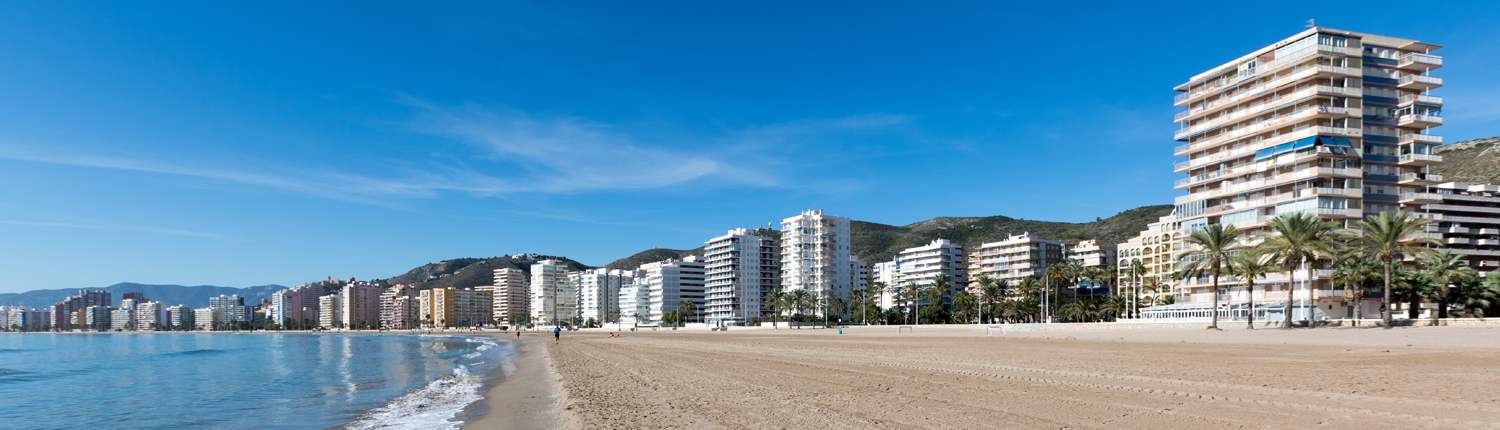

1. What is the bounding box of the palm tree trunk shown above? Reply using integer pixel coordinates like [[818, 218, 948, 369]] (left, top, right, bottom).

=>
[[1438, 282, 1450, 319], [1209, 271, 1220, 330], [1381, 260, 1393, 329], [1246, 281, 1255, 330], [1283, 266, 1296, 330], [1353, 279, 1362, 327]]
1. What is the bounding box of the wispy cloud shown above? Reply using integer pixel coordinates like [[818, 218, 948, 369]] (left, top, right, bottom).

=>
[[0, 220, 235, 240], [0, 101, 921, 204]]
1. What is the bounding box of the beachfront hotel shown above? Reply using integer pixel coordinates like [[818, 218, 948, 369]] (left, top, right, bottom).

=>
[[780, 210, 853, 315], [704, 228, 780, 326], [1171, 27, 1443, 318], [530, 260, 575, 326], [968, 233, 1069, 288]]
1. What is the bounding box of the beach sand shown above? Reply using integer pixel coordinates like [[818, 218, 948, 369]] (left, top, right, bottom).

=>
[[541, 324, 1500, 429], [465, 333, 573, 430]]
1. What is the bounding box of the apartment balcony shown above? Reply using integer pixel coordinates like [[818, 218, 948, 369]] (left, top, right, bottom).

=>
[[1481, 228, 1500, 236], [1397, 53, 1443, 71], [1398, 173, 1442, 185], [1398, 134, 1442, 145], [1397, 114, 1443, 127], [1447, 237, 1473, 246], [1400, 192, 1443, 204], [1479, 239, 1500, 246], [1399, 94, 1443, 105], [1174, 169, 1361, 205], [1398, 153, 1443, 166], [1399, 75, 1443, 91]]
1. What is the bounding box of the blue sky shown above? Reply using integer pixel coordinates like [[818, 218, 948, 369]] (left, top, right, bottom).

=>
[[2, 1, 1499, 293]]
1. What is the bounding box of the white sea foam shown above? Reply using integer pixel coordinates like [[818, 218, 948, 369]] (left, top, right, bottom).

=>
[[345, 336, 514, 430]]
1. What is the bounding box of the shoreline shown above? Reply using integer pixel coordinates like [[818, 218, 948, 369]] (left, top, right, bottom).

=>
[[464, 333, 571, 430]]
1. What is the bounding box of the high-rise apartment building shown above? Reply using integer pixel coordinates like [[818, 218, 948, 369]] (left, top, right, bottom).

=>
[[704, 228, 780, 325], [84, 306, 111, 330], [969, 233, 1069, 286], [110, 307, 134, 331], [52, 289, 110, 329], [341, 283, 382, 329], [573, 268, 636, 325], [618, 277, 651, 326], [167, 305, 195, 331], [210, 294, 248, 324], [135, 301, 166, 331], [194, 307, 222, 331], [780, 210, 852, 315], [872, 260, 900, 308], [490, 268, 530, 325], [641, 257, 707, 324], [894, 239, 969, 305], [1172, 28, 1442, 312], [851, 255, 869, 293], [379, 284, 419, 329], [271, 287, 318, 329], [419, 288, 492, 328], [319, 294, 344, 328], [530, 260, 575, 326], [1422, 182, 1500, 278]]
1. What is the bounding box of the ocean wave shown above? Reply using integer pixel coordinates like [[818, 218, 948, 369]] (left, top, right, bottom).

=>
[[343, 336, 509, 430], [0, 349, 28, 353], [164, 349, 228, 356], [0, 368, 32, 376]]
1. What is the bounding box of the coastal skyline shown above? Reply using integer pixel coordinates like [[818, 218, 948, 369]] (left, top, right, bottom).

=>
[[4, 2, 1500, 293]]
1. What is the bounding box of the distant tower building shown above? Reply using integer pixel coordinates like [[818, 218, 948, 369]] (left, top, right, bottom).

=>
[[780, 210, 852, 316], [341, 283, 382, 329], [210, 295, 248, 324], [617, 275, 651, 326], [319, 294, 344, 328], [194, 307, 223, 331], [167, 305, 195, 331], [704, 228, 780, 326], [530, 260, 576, 326], [894, 239, 969, 306], [419, 288, 492, 328], [379, 284, 419, 329], [136, 301, 166, 331], [850, 255, 869, 293]]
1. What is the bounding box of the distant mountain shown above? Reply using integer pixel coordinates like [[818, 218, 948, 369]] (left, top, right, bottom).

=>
[[385, 254, 591, 291], [849, 205, 1173, 264], [1436, 137, 1500, 185], [0, 282, 285, 309], [602, 228, 779, 271]]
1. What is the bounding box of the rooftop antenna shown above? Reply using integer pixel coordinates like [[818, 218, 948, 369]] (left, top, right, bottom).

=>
[[1306, 19, 1315, 28]]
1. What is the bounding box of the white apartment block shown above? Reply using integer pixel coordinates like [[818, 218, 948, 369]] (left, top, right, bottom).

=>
[[319, 294, 344, 328], [110, 307, 134, 331], [851, 255, 869, 293], [1172, 28, 1443, 313], [573, 268, 636, 324], [491, 268, 530, 325], [642, 257, 707, 324], [894, 239, 968, 305], [617, 277, 650, 325], [379, 284, 418, 329], [780, 210, 852, 314], [530, 260, 576, 326], [871, 260, 900, 308], [341, 283, 382, 329], [135, 301, 166, 331], [167, 305, 194, 330], [969, 233, 1069, 287], [194, 307, 222, 331], [704, 228, 780, 325]]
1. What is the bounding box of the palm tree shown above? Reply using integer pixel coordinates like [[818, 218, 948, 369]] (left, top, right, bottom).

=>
[[1330, 244, 1363, 323], [953, 292, 979, 324], [767, 287, 787, 329], [1228, 249, 1275, 329], [930, 274, 954, 312], [1082, 266, 1104, 300], [1450, 277, 1500, 318], [1044, 265, 1068, 322], [1424, 249, 1477, 319], [677, 299, 695, 328], [1353, 211, 1439, 329], [1058, 302, 1085, 322], [1393, 269, 1439, 319], [787, 289, 811, 329], [1099, 295, 1128, 321], [1128, 259, 1147, 318], [976, 276, 1002, 324], [1259, 213, 1342, 329], [1177, 223, 1244, 330]]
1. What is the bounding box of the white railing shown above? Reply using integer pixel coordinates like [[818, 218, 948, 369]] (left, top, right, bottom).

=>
[[1399, 173, 1442, 182], [1177, 59, 1353, 118], [1399, 134, 1442, 144], [1399, 114, 1443, 124], [1399, 94, 1443, 105], [1399, 153, 1443, 163], [1400, 75, 1443, 87], [1401, 192, 1442, 201], [1180, 103, 1356, 153], [1399, 53, 1443, 67]]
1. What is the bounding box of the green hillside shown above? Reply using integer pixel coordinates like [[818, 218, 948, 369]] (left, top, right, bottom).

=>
[[1436, 136, 1500, 185], [849, 205, 1173, 264]]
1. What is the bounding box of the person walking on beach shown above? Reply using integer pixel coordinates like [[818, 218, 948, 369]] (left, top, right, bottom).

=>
[[553, 326, 561, 343]]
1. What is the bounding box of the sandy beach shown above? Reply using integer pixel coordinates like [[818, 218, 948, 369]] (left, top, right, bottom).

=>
[[521, 324, 1500, 429], [466, 332, 573, 430]]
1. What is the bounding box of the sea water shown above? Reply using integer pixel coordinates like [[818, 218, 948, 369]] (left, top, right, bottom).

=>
[[0, 333, 515, 430]]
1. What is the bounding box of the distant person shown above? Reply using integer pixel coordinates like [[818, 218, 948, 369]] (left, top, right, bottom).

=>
[[516, 330, 521, 339], [553, 326, 561, 343]]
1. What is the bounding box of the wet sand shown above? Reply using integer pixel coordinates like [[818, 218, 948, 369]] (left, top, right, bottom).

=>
[[465, 333, 572, 430], [546, 325, 1500, 429]]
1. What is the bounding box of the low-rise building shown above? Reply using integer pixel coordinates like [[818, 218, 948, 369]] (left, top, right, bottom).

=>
[[969, 233, 1069, 287], [1116, 213, 1182, 306]]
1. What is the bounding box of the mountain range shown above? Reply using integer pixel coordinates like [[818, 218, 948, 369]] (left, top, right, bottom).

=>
[[1435, 136, 1500, 186], [0, 282, 286, 309]]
